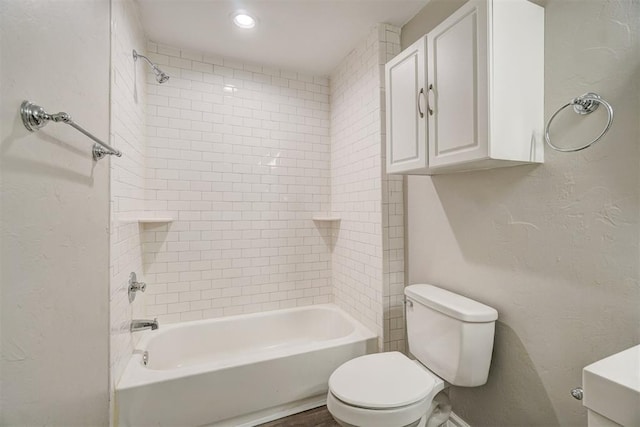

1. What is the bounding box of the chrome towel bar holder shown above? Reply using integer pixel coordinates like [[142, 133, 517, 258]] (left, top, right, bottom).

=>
[[544, 92, 614, 153], [20, 100, 122, 161]]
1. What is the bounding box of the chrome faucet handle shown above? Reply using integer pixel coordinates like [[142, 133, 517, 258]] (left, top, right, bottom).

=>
[[128, 272, 147, 303], [131, 281, 146, 292]]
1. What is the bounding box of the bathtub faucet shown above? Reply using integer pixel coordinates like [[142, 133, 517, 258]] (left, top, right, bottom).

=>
[[131, 318, 159, 332]]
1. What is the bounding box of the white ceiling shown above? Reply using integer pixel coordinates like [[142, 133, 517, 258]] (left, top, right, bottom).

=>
[[135, 0, 428, 76]]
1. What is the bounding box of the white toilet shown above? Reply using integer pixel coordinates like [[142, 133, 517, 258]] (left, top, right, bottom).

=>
[[327, 284, 498, 427]]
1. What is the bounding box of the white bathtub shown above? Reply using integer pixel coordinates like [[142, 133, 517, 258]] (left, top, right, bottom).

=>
[[116, 304, 377, 426]]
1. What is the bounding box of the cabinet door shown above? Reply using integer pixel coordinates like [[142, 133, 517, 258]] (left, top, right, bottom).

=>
[[385, 36, 427, 174], [427, 0, 488, 169]]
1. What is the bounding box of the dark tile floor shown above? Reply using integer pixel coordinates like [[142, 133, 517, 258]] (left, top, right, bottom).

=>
[[258, 406, 340, 427]]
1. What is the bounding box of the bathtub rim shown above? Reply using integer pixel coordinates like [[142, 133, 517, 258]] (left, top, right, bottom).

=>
[[117, 303, 376, 391]]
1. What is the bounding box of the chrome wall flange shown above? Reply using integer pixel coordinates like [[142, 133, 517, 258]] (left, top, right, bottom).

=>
[[572, 92, 600, 115], [20, 101, 48, 132], [93, 144, 109, 161]]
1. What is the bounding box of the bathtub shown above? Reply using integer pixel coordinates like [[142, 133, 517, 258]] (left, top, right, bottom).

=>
[[116, 304, 377, 426]]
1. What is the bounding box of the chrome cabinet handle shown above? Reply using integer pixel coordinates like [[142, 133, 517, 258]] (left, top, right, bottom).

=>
[[417, 88, 425, 118], [427, 84, 434, 116]]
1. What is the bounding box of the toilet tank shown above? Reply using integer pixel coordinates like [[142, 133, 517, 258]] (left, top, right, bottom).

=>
[[405, 284, 498, 387]]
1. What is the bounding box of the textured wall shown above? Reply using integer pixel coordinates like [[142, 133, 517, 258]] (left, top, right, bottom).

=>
[[402, 0, 640, 426], [142, 43, 332, 322], [400, 0, 467, 50], [0, 0, 110, 424], [109, 0, 147, 408]]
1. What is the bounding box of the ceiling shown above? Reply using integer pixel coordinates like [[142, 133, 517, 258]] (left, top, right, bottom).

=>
[[135, 0, 428, 76]]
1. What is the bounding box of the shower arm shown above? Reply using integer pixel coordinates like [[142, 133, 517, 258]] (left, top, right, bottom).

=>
[[133, 50, 156, 69], [132, 49, 170, 83]]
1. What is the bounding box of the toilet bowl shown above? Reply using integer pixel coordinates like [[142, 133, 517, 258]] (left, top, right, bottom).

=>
[[327, 352, 446, 427], [327, 284, 498, 427]]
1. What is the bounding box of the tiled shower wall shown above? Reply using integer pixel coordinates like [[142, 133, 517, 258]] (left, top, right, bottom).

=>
[[380, 27, 405, 352], [109, 0, 147, 396], [141, 43, 333, 322], [109, 20, 404, 358], [330, 24, 404, 351]]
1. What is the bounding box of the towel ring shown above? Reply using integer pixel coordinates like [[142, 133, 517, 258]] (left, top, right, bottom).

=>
[[545, 92, 614, 152]]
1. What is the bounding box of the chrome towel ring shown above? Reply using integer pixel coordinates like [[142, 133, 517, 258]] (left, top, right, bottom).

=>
[[544, 92, 614, 152]]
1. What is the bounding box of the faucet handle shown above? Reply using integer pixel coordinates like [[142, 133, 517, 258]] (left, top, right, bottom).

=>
[[132, 281, 146, 292], [128, 272, 147, 303]]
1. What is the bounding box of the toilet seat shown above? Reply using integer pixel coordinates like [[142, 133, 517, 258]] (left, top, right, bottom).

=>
[[329, 352, 437, 409], [327, 390, 432, 427], [327, 352, 445, 427]]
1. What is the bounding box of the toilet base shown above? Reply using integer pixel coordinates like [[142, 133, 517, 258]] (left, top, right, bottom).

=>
[[332, 414, 426, 427], [327, 389, 453, 427], [327, 391, 441, 427]]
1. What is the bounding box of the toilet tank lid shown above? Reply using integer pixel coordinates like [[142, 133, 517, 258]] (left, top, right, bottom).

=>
[[405, 284, 498, 322]]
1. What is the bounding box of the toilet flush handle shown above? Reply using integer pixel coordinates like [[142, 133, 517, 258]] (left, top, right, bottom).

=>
[[570, 387, 583, 400], [404, 298, 413, 308]]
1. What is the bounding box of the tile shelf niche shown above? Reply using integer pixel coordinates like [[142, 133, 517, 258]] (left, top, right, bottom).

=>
[[312, 215, 341, 222], [116, 215, 175, 224]]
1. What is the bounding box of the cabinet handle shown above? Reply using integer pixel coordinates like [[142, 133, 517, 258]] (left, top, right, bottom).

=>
[[417, 88, 425, 118], [427, 84, 434, 116]]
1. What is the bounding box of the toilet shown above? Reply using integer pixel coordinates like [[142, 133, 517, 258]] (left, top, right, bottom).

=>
[[327, 284, 498, 427]]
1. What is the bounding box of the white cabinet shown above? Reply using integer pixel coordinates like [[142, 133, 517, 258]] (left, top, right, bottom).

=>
[[427, 1, 489, 169], [385, 0, 544, 175], [385, 37, 427, 174]]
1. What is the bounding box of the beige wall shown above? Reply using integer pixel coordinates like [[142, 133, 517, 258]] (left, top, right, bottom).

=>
[[0, 0, 111, 424], [402, 0, 640, 426], [400, 0, 468, 49]]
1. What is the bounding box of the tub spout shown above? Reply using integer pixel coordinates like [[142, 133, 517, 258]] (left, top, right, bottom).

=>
[[131, 318, 159, 332]]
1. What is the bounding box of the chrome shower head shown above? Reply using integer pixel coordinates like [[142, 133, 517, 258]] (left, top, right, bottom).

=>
[[151, 65, 170, 84], [133, 49, 170, 84]]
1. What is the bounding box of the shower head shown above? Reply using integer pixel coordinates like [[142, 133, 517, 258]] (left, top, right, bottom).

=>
[[133, 49, 170, 84], [152, 65, 170, 84]]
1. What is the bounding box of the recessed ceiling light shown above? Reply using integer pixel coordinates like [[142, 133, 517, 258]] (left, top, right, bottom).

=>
[[232, 11, 256, 29]]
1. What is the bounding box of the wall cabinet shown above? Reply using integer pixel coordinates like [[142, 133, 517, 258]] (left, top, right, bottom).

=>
[[385, 0, 544, 175], [385, 36, 427, 174]]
